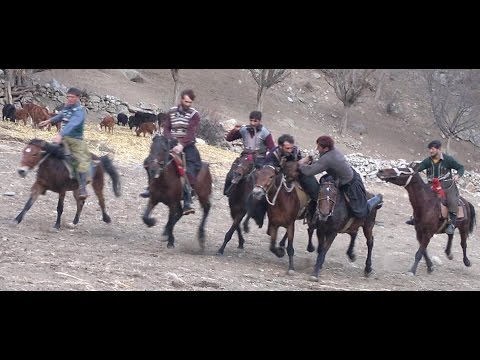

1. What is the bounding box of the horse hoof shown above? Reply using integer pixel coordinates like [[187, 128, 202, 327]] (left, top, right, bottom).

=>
[[237, 244, 244, 249], [427, 267, 434, 274], [306, 245, 315, 253], [216, 250, 224, 256], [364, 268, 373, 277], [407, 271, 415, 276], [143, 218, 156, 227], [464, 259, 471, 267], [348, 254, 357, 262], [10, 219, 19, 227], [167, 243, 174, 249], [309, 275, 319, 282], [287, 269, 295, 276], [446, 254, 453, 260], [103, 215, 112, 223], [276, 248, 285, 258]]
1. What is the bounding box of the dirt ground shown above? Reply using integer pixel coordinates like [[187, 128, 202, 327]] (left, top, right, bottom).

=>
[[1, 139, 480, 291]]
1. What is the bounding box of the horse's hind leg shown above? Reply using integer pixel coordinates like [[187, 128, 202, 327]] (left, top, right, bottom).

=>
[[165, 203, 183, 248], [198, 198, 211, 251], [460, 229, 471, 267], [306, 225, 315, 252], [92, 180, 111, 223], [242, 215, 251, 233], [347, 232, 358, 262], [285, 224, 295, 275], [14, 183, 43, 225], [423, 250, 434, 273], [54, 192, 67, 229]]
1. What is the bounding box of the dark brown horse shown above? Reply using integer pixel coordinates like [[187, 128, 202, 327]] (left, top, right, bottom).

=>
[[15, 139, 121, 229], [250, 164, 308, 274], [377, 167, 476, 275], [142, 135, 212, 250], [308, 174, 382, 281], [217, 154, 255, 255]]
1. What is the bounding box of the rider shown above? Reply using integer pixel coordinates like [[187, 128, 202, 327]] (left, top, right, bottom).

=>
[[298, 135, 383, 220], [265, 134, 319, 218], [405, 140, 464, 235], [140, 89, 202, 216], [38, 87, 90, 200], [223, 110, 275, 196]]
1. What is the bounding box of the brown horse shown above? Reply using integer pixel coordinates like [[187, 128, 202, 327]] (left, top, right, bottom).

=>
[[15, 139, 121, 229], [377, 167, 476, 275], [217, 154, 255, 255], [249, 164, 308, 274], [308, 174, 382, 281], [142, 135, 212, 250]]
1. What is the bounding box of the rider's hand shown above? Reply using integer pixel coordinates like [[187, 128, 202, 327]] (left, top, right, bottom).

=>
[[172, 144, 184, 154], [453, 174, 460, 182], [39, 120, 50, 128]]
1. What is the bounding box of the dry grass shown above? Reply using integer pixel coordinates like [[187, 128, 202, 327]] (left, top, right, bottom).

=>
[[0, 121, 237, 178]]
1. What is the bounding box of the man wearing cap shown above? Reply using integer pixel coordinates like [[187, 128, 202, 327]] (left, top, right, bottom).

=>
[[39, 87, 90, 200], [405, 140, 464, 235]]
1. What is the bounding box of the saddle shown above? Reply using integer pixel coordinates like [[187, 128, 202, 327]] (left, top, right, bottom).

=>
[[291, 181, 309, 219], [58, 143, 98, 182]]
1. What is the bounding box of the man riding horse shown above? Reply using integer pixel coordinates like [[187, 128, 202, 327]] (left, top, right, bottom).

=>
[[298, 135, 383, 221]]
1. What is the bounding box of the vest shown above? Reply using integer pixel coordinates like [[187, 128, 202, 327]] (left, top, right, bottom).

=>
[[239, 125, 271, 158], [168, 105, 198, 139]]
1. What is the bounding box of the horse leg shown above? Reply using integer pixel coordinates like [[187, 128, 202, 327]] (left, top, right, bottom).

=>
[[279, 231, 288, 248], [423, 250, 434, 273], [346, 232, 358, 262], [92, 178, 111, 223], [310, 231, 336, 281], [269, 225, 285, 258], [14, 183, 43, 225], [286, 223, 295, 275], [242, 214, 251, 233], [198, 198, 211, 251], [306, 225, 315, 253], [54, 192, 67, 229], [142, 199, 157, 227], [71, 191, 85, 226], [165, 203, 183, 249], [217, 210, 245, 255], [445, 234, 454, 260], [460, 228, 471, 267]]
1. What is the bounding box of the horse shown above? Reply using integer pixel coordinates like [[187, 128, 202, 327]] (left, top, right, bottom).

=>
[[217, 153, 255, 255], [250, 164, 307, 274], [142, 135, 212, 250], [15, 139, 121, 229], [308, 174, 382, 281], [376, 167, 476, 275]]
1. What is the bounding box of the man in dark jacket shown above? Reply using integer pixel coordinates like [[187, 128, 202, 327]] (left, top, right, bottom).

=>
[[265, 134, 319, 216], [405, 140, 464, 235], [298, 135, 383, 220]]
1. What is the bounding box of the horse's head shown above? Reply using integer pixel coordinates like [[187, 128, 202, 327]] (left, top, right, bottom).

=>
[[376, 167, 416, 187], [252, 165, 277, 200], [317, 175, 338, 221], [282, 160, 299, 185], [147, 135, 171, 179], [17, 139, 47, 178], [232, 154, 255, 185]]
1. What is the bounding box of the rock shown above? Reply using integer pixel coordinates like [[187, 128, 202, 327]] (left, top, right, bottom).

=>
[[3, 192, 15, 196]]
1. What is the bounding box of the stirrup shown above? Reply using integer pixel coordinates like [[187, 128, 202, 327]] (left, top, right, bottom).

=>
[[183, 207, 195, 215]]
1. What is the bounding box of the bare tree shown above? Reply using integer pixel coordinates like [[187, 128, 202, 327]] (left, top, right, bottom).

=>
[[320, 69, 375, 136], [171, 69, 180, 106], [4, 69, 13, 104], [424, 69, 480, 154], [248, 69, 291, 111]]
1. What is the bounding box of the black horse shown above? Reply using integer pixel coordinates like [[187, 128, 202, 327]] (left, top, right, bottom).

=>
[[142, 135, 212, 250], [308, 175, 382, 281], [377, 167, 476, 275]]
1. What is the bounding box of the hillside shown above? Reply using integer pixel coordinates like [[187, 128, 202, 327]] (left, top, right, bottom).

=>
[[27, 69, 480, 172]]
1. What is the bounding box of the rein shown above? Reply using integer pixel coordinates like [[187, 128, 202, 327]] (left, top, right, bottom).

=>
[[254, 165, 295, 206], [393, 167, 415, 187]]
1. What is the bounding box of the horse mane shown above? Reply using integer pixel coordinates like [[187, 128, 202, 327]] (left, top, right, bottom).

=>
[[28, 138, 66, 160]]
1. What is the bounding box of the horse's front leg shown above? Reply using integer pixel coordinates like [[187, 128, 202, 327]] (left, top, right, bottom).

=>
[[217, 209, 245, 255], [346, 232, 358, 262], [269, 224, 284, 258], [71, 191, 85, 226], [306, 224, 315, 252], [286, 223, 295, 275], [54, 192, 67, 229], [310, 230, 336, 281], [142, 199, 157, 227], [14, 183, 43, 225], [459, 231, 471, 267], [165, 202, 183, 249], [444, 234, 454, 260]]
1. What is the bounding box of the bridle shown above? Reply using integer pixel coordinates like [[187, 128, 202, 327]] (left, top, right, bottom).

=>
[[318, 180, 337, 217], [253, 165, 295, 206], [392, 167, 415, 187]]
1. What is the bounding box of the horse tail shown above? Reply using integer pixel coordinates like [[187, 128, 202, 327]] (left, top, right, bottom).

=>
[[246, 193, 267, 228], [468, 202, 476, 234], [100, 155, 121, 197]]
